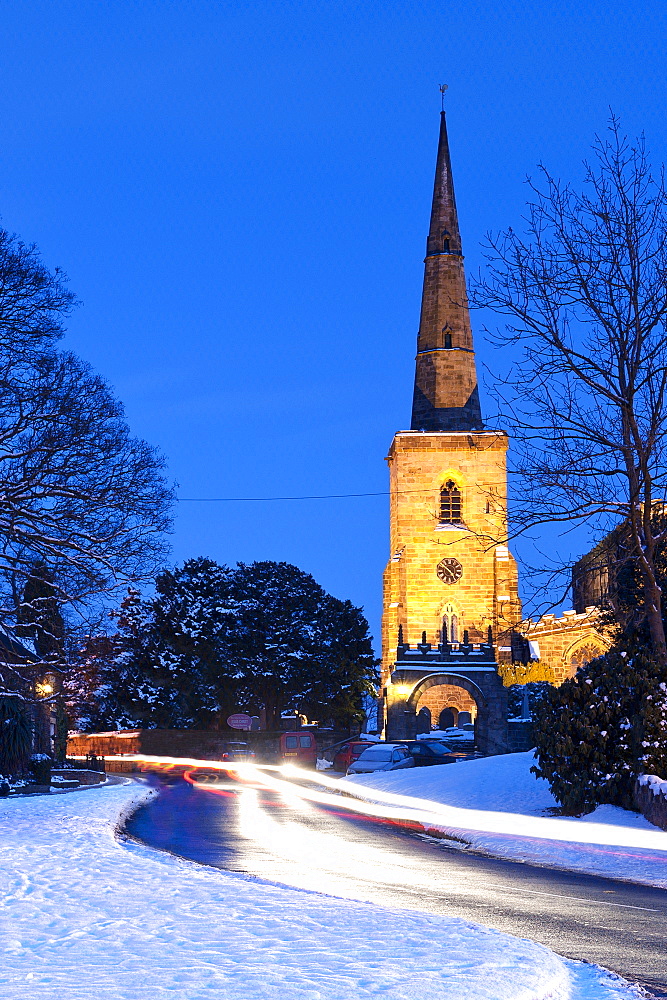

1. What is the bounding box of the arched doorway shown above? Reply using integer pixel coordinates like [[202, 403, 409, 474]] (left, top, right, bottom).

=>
[[401, 671, 508, 755], [415, 682, 477, 730]]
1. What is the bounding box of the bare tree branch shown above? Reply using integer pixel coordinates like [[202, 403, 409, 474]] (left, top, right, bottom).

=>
[[473, 117, 667, 661]]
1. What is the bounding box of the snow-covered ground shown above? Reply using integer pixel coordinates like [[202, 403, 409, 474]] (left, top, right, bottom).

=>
[[0, 778, 642, 999], [343, 751, 667, 888]]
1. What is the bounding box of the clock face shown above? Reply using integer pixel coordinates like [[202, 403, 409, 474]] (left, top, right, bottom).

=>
[[437, 557, 463, 584]]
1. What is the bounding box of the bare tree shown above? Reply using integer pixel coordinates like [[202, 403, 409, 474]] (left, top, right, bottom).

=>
[[0, 226, 173, 700], [0, 349, 173, 620], [473, 118, 667, 663]]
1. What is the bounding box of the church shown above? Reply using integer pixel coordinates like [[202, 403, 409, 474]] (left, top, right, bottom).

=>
[[380, 108, 603, 748]]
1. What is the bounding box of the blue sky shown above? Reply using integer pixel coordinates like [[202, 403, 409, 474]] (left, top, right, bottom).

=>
[[0, 1, 665, 646]]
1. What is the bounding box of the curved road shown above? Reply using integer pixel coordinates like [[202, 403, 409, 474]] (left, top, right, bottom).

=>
[[125, 771, 667, 997]]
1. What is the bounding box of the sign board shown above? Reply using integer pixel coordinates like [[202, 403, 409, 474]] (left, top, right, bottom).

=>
[[227, 713, 252, 731]]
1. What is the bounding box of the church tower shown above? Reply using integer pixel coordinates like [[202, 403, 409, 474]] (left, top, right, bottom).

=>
[[381, 108, 520, 748]]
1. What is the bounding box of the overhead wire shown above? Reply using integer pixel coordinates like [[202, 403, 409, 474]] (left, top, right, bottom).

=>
[[177, 489, 438, 502]]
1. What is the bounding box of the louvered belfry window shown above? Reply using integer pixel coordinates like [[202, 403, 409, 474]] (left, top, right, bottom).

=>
[[440, 480, 463, 524]]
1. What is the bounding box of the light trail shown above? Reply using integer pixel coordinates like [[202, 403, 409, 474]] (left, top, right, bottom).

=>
[[87, 753, 667, 864]]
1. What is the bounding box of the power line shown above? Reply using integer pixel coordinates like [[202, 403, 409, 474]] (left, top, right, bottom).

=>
[[177, 489, 437, 503]]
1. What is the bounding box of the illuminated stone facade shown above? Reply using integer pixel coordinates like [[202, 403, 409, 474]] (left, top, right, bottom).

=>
[[380, 111, 518, 752], [523, 608, 608, 684], [382, 430, 521, 664]]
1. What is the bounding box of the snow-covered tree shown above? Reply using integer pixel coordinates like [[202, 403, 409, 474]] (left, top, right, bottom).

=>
[[641, 680, 667, 779], [70, 561, 237, 730], [71, 559, 378, 733], [230, 561, 378, 730], [532, 648, 666, 813]]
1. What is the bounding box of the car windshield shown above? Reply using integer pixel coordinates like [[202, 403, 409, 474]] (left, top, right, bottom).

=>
[[358, 748, 393, 761]]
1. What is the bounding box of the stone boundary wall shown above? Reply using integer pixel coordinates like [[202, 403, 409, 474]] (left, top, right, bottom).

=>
[[634, 774, 667, 831], [52, 769, 104, 785], [507, 719, 534, 753], [68, 729, 353, 766]]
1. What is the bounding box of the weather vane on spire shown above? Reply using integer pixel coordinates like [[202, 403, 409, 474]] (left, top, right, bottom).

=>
[[439, 83, 448, 110]]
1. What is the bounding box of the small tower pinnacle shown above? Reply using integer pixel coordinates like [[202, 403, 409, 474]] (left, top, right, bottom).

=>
[[410, 108, 483, 432]]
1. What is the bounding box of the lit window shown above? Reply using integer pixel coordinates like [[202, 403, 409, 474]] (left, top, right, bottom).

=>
[[440, 480, 463, 524]]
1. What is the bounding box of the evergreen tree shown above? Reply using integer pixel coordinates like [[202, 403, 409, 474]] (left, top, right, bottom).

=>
[[146, 558, 238, 726], [532, 648, 666, 813], [65, 635, 117, 732], [66, 589, 156, 730], [70, 560, 237, 730], [230, 561, 377, 729], [641, 680, 667, 779], [71, 558, 378, 733]]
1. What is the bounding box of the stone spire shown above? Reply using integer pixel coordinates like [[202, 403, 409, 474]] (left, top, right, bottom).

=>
[[410, 111, 483, 432]]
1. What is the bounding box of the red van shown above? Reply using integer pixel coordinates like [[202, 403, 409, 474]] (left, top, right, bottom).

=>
[[280, 731, 317, 768]]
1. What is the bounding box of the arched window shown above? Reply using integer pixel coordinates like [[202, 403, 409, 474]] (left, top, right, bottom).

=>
[[442, 603, 459, 643], [442, 324, 453, 349], [440, 480, 463, 524]]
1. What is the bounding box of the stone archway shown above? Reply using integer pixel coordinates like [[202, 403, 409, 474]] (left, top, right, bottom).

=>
[[415, 683, 477, 726], [404, 672, 503, 755], [385, 663, 509, 755]]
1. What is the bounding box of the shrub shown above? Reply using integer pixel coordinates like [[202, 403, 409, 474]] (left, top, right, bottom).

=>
[[29, 753, 52, 785], [531, 648, 666, 814], [0, 697, 32, 775]]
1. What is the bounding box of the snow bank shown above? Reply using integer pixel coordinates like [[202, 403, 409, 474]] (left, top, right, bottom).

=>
[[344, 752, 667, 888], [0, 778, 638, 999]]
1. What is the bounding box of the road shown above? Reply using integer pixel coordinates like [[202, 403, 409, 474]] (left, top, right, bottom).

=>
[[125, 769, 667, 996]]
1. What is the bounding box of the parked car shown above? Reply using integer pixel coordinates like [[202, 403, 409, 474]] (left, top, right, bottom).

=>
[[402, 740, 458, 767], [280, 730, 318, 768], [346, 744, 414, 775], [332, 739, 378, 773], [220, 742, 255, 762]]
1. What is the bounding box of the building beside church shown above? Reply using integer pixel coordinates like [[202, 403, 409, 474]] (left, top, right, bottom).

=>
[[380, 110, 521, 753]]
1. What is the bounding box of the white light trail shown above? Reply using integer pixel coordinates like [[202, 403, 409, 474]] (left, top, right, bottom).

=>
[[90, 754, 667, 860]]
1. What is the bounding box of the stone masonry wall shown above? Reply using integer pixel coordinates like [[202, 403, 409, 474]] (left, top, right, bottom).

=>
[[634, 774, 667, 831], [522, 609, 608, 685], [382, 430, 521, 689]]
